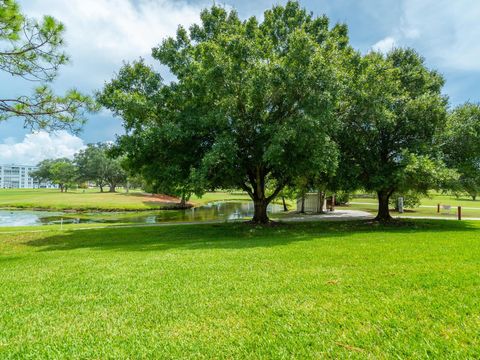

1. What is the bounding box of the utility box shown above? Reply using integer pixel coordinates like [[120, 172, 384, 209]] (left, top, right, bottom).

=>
[[398, 197, 404, 213]]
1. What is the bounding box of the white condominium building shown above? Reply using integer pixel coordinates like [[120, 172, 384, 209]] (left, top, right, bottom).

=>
[[0, 164, 55, 189]]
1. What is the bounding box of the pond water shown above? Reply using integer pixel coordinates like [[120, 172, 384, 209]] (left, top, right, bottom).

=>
[[0, 201, 283, 227]]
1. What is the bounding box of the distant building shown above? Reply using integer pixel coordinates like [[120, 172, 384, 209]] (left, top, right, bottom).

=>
[[0, 164, 56, 189]]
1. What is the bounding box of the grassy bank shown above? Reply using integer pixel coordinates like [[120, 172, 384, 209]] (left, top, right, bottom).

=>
[[0, 189, 252, 211], [1, 220, 479, 357]]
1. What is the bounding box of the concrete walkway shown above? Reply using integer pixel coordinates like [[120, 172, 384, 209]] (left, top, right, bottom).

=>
[[281, 209, 373, 222]]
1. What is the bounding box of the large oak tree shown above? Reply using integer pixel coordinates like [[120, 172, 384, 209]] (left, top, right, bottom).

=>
[[99, 1, 350, 223], [337, 49, 451, 221]]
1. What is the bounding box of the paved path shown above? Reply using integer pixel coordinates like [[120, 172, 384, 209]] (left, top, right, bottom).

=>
[[281, 209, 373, 222]]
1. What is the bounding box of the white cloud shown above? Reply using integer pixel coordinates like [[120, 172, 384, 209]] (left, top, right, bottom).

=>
[[0, 131, 85, 166], [403, 0, 480, 71], [19, 0, 206, 89], [371, 36, 396, 53], [0, 0, 208, 145], [370, 1, 480, 71]]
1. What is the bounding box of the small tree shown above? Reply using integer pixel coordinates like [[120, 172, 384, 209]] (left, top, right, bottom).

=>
[[75, 144, 108, 192], [33, 158, 77, 192], [103, 157, 127, 193], [442, 103, 480, 201], [50, 160, 77, 192], [0, 0, 97, 131], [337, 48, 451, 221], [99, 2, 350, 223], [74, 143, 127, 192]]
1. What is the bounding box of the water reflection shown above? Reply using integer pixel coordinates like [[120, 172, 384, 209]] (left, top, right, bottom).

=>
[[0, 202, 283, 227]]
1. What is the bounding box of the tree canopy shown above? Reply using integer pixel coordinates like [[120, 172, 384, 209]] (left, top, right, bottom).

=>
[[74, 143, 127, 193], [99, 1, 351, 222], [443, 103, 480, 200], [0, 0, 97, 131], [32, 158, 77, 192], [337, 48, 454, 220]]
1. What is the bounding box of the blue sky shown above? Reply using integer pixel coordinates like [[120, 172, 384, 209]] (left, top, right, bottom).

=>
[[1, 0, 479, 164]]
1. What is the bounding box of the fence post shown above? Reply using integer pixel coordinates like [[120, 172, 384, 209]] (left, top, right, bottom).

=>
[[458, 206, 462, 221], [437, 203, 440, 213]]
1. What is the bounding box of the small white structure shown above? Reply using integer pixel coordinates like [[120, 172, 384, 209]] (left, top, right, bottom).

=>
[[0, 164, 56, 189], [296, 193, 334, 213]]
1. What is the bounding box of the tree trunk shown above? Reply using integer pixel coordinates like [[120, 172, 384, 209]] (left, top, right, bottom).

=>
[[252, 199, 269, 224], [375, 190, 393, 221], [109, 185, 116, 192], [99, 185, 104, 193], [317, 190, 325, 213], [179, 197, 186, 208], [472, 195, 477, 201], [282, 196, 288, 211], [59, 184, 64, 192], [300, 196, 305, 213], [245, 169, 285, 224]]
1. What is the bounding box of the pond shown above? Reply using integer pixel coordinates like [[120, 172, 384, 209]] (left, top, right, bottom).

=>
[[0, 201, 284, 227]]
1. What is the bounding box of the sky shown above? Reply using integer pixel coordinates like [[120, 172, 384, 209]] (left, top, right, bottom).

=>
[[0, 0, 479, 165]]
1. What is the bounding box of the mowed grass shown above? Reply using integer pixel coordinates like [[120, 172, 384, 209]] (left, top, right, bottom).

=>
[[0, 189, 251, 211], [1, 221, 479, 358], [345, 192, 480, 218]]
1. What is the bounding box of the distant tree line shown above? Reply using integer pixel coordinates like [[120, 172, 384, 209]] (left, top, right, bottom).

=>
[[32, 144, 132, 192]]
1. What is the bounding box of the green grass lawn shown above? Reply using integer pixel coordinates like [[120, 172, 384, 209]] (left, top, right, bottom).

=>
[[346, 192, 480, 218], [1, 220, 479, 357], [0, 189, 252, 211]]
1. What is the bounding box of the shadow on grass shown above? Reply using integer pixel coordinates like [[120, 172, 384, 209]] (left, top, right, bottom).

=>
[[23, 219, 480, 253]]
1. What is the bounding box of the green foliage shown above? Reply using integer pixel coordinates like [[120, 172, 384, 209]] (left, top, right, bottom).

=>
[[32, 158, 77, 192], [390, 191, 423, 209], [337, 48, 450, 220], [0, 0, 97, 131], [442, 103, 480, 200], [98, 1, 350, 222], [334, 191, 350, 205], [0, 0, 23, 41], [74, 144, 127, 192]]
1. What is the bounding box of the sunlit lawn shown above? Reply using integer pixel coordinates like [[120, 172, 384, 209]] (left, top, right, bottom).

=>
[[347, 192, 480, 218], [1, 220, 479, 357], [0, 189, 252, 211]]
